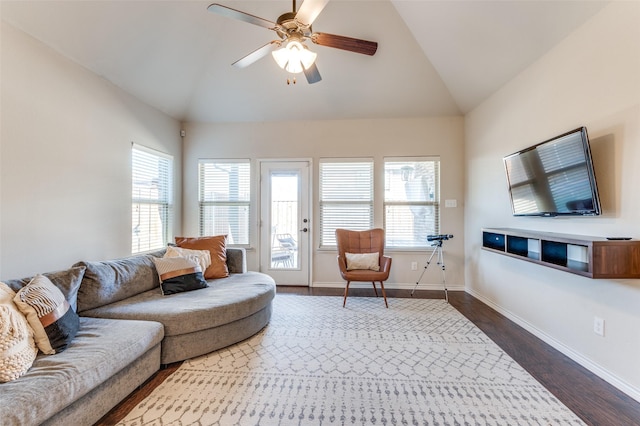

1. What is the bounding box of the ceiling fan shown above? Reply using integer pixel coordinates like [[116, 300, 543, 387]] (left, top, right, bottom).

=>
[[207, 0, 378, 84]]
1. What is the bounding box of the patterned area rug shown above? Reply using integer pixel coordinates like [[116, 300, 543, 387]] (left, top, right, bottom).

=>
[[118, 295, 585, 425]]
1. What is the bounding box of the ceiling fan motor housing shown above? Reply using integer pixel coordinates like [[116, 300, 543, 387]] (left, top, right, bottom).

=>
[[276, 11, 311, 39]]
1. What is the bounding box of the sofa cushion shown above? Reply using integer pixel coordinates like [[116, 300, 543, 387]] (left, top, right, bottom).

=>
[[14, 275, 80, 355], [152, 256, 208, 295], [0, 283, 38, 383], [80, 271, 275, 337], [74, 252, 164, 313], [0, 317, 164, 426], [175, 235, 229, 279], [3, 266, 86, 312], [226, 247, 247, 274]]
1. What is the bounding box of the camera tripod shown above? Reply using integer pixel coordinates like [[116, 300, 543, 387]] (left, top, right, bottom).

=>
[[411, 238, 449, 303]]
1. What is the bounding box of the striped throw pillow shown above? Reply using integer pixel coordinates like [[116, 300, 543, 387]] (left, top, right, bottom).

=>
[[14, 275, 80, 354], [152, 256, 208, 295]]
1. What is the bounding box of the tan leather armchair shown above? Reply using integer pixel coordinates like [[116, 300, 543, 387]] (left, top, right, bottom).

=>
[[336, 228, 392, 308]]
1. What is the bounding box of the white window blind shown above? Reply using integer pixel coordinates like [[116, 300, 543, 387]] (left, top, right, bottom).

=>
[[199, 160, 251, 245], [319, 159, 373, 247], [384, 158, 440, 249], [131, 144, 173, 253]]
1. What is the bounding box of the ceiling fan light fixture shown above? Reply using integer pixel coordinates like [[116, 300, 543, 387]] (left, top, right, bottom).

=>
[[271, 40, 317, 74]]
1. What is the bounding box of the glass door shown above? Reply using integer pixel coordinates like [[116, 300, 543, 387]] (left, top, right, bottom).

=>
[[259, 161, 310, 285]]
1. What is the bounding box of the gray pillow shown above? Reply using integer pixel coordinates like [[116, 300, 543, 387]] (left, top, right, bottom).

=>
[[74, 253, 162, 313], [3, 266, 86, 312]]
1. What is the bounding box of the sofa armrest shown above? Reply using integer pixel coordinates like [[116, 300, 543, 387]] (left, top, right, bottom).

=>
[[226, 248, 247, 273]]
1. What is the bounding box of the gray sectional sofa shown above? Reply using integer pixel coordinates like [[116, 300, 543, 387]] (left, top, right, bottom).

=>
[[0, 248, 276, 426]]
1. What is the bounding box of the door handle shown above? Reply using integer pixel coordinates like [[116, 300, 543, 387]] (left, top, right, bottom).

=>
[[300, 228, 308, 232]]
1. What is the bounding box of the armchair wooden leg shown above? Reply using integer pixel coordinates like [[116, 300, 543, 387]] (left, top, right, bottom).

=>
[[343, 281, 351, 307], [379, 281, 388, 308], [371, 281, 379, 297]]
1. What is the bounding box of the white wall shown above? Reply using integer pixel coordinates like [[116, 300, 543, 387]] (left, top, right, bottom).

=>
[[0, 22, 182, 279], [183, 117, 465, 288], [465, 2, 640, 400]]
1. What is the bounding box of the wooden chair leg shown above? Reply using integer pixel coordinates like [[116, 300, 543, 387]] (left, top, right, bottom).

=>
[[371, 281, 379, 297], [343, 281, 351, 307], [379, 281, 388, 308]]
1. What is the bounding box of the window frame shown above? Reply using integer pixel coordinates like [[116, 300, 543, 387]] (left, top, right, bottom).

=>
[[383, 156, 441, 251], [131, 143, 173, 254]]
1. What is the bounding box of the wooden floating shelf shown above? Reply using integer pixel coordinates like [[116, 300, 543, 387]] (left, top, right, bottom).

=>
[[482, 228, 640, 279]]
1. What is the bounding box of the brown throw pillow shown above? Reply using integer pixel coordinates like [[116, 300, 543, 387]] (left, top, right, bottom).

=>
[[174, 235, 229, 279]]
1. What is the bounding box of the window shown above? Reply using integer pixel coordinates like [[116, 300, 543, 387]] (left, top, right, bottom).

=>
[[384, 157, 440, 249], [319, 159, 373, 247], [199, 160, 251, 245], [131, 144, 173, 253]]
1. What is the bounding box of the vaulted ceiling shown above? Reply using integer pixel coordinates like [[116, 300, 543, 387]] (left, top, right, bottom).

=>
[[1, 0, 608, 122]]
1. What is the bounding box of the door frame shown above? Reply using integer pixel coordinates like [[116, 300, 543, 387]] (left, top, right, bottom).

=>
[[258, 158, 313, 286]]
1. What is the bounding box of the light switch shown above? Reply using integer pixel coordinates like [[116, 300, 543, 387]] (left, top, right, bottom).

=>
[[445, 199, 457, 208]]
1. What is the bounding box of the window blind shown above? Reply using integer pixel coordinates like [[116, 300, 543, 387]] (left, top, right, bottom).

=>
[[319, 159, 373, 247], [131, 144, 173, 253], [199, 159, 251, 245]]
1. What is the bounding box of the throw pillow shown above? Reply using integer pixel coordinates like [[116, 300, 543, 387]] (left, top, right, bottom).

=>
[[0, 283, 38, 383], [175, 235, 229, 279], [152, 256, 208, 295], [346, 252, 380, 271], [13, 275, 80, 354], [164, 245, 212, 273]]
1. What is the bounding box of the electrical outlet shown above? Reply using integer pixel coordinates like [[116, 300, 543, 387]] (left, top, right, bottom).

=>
[[593, 316, 605, 336], [411, 261, 418, 271]]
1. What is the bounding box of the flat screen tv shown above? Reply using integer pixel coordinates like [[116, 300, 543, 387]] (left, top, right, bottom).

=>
[[503, 127, 601, 217]]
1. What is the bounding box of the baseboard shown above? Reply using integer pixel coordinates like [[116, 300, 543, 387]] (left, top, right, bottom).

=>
[[465, 287, 640, 403], [312, 282, 465, 291]]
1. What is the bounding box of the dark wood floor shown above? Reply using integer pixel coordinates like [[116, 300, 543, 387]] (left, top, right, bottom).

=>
[[95, 288, 640, 426]]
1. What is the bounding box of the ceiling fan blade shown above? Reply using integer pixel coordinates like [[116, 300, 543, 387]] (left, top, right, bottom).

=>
[[295, 0, 330, 26], [232, 41, 281, 68], [303, 62, 322, 84], [207, 3, 278, 30], [311, 32, 378, 56]]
